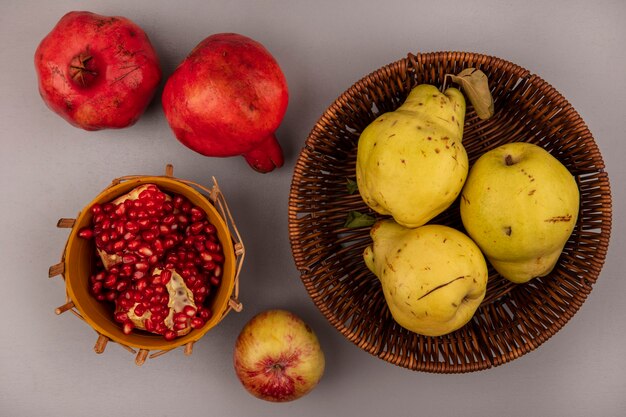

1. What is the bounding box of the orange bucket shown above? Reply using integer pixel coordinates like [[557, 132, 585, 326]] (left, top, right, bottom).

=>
[[49, 164, 244, 365]]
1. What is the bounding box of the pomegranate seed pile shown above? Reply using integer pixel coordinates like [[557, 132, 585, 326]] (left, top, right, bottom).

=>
[[78, 184, 224, 341]]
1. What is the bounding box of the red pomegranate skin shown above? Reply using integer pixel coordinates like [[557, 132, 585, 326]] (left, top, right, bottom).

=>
[[162, 33, 288, 173], [34, 11, 162, 131]]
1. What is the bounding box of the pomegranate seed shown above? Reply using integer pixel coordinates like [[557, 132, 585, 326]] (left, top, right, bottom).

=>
[[137, 219, 151, 229], [180, 201, 192, 213], [160, 269, 172, 283], [189, 222, 204, 235], [162, 202, 174, 213], [153, 285, 166, 295], [154, 323, 167, 335], [91, 281, 103, 295], [190, 207, 205, 222], [102, 202, 115, 213], [105, 290, 118, 302], [183, 305, 196, 317], [135, 262, 149, 272], [120, 264, 133, 277], [142, 230, 157, 242], [114, 204, 126, 217], [173, 195, 184, 208], [103, 274, 117, 288], [174, 321, 188, 331], [159, 224, 170, 235], [161, 214, 176, 225], [205, 224, 217, 235], [136, 278, 148, 292], [190, 317, 205, 329], [164, 237, 177, 249], [174, 313, 188, 324], [115, 279, 129, 292], [163, 330, 177, 341], [123, 254, 138, 264], [133, 270, 145, 280], [134, 304, 147, 317], [114, 311, 129, 322], [78, 228, 94, 239], [125, 221, 139, 233], [153, 239, 164, 254], [127, 240, 141, 251], [144, 318, 155, 332], [138, 189, 154, 200], [112, 240, 126, 253], [90, 203, 103, 215], [202, 261, 216, 271], [134, 291, 146, 303], [118, 297, 134, 310], [93, 271, 106, 281], [122, 321, 134, 335], [149, 304, 164, 314], [137, 246, 153, 258], [214, 265, 222, 278], [193, 285, 208, 297], [204, 241, 218, 252], [93, 213, 105, 224], [210, 275, 221, 287], [198, 307, 212, 320]]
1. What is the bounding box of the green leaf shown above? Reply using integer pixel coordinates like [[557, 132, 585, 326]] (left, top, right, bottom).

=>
[[448, 68, 494, 120], [344, 211, 376, 228], [346, 178, 358, 194]]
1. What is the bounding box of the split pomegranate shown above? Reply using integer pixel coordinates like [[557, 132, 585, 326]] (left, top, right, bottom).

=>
[[78, 184, 225, 340]]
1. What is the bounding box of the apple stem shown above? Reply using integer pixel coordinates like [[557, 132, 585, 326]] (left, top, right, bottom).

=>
[[69, 53, 98, 87], [505, 154, 514, 166]]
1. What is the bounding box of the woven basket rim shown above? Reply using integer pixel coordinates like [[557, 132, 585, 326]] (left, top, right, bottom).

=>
[[288, 51, 612, 373]]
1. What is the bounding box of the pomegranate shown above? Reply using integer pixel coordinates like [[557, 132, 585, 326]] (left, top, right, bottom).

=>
[[233, 310, 325, 402], [162, 33, 289, 173], [34, 11, 162, 130], [80, 184, 225, 340]]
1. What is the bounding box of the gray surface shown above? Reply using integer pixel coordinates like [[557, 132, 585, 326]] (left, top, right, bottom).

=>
[[1, 0, 625, 416]]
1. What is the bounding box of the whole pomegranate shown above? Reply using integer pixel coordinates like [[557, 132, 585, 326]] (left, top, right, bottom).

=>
[[34, 11, 162, 130], [162, 33, 289, 173]]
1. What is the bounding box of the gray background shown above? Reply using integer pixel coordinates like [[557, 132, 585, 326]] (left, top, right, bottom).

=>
[[1, 0, 625, 416]]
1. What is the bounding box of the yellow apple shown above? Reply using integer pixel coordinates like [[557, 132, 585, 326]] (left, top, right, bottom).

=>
[[460, 142, 579, 283]]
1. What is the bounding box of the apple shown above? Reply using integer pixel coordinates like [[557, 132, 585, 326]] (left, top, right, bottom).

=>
[[233, 309, 325, 402], [460, 142, 580, 283], [34, 11, 162, 130], [162, 33, 288, 173]]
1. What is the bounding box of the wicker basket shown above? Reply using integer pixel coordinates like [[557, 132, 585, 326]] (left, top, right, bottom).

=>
[[288, 52, 612, 373], [49, 164, 245, 365]]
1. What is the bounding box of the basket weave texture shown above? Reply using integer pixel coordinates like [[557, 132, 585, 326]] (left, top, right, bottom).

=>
[[288, 52, 612, 373]]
